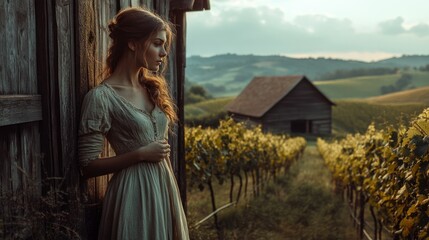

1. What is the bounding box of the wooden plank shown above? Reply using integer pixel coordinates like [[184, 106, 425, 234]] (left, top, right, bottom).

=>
[[5, 0, 17, 94], [0, 0, 6, 94], [144, 0, 154, 10], [19, 122, 41, 196], [16, 0, 30, 94], [0, 126, 12, 235], [8, 128, 20, 193], [0, 95, 42, 126], [29, 122, 42, 195], [56, 0, 78, 177], [0, 127, 10, 194], [156, 0, 168, 16], [119, 0, 129, 8], [35, 0, 61, 182], [130, 0, 140, 7], [170, 9, 187, 211], [27, 0, 37, 94]]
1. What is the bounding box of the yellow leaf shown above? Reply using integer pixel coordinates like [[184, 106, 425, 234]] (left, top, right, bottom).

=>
[[400, 217, 414, 237]]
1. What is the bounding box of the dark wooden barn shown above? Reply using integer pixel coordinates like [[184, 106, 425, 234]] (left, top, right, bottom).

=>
[[226, 75, 335, 135], [0, 0, 209, 238]]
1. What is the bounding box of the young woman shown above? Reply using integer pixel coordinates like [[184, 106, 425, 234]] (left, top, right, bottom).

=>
[[78, 7, 189, 240]]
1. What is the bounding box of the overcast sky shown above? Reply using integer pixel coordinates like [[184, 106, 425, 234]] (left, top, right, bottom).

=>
[[186, 0, 429, 61]]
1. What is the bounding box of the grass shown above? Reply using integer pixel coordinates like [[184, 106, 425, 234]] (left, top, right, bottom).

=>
[[314, 70, 429, 100], [185, 97, 234, 120], [187, 145, 357, 239], [365, 86, 429, 105], [332, 100, 427, 135]]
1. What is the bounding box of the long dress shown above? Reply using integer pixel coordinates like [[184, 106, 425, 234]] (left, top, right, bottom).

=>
[[78, 82, 189, 240]]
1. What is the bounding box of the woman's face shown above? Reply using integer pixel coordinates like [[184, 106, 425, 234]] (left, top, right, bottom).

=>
[[138, 30, 168, 72]]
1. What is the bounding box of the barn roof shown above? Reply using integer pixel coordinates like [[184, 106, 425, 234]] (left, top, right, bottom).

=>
[[226, 75, 334, 118]]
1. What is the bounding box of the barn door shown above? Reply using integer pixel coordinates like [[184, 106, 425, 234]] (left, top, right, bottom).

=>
[[0, 0, 43, 238]]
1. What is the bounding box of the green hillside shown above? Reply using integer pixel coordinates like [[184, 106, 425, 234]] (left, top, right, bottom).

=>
[[314, 70, 429, 99], [184, 97, 428, 136], [185, 97, 234, 120], [332, 101, 427, 136], [186, 54, 429, 97], [365, 86, 429, 105]]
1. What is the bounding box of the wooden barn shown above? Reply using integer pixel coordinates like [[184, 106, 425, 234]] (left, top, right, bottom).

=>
[[0, 0, 209, 238], [226, 75, 335, 135]]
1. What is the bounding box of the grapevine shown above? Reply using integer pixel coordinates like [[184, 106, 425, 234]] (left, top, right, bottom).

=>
[[185, 118, 306, 228], [318, 108, 429, 239]]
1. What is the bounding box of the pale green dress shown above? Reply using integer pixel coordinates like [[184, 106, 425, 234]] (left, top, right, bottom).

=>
[[78, 83, 189, 240]]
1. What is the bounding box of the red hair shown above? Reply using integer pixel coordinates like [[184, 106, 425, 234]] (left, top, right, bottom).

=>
[[105, 6, 177, 124]]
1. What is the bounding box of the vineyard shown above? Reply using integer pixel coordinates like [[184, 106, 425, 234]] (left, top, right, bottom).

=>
[[185, 119, 306, 229], [318, 109, 429, 239]]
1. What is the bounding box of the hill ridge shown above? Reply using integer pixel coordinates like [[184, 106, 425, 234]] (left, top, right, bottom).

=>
[[365, 85, 429, 105], [186, 54, 429, 97]]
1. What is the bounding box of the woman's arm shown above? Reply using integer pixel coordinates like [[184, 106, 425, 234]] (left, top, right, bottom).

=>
[[81, 140, 170, 178]]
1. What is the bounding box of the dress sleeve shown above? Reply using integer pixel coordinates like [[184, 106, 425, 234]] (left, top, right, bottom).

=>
[[78, 88, 111, 169]]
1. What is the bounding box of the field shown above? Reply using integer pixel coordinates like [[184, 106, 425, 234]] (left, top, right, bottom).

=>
[[185, 97, 234, 120], [365, 86, 429, 105], [314, 70, 429, 99], [184, 93, 429, 136], [187, 145, 357, 240], [332, 100, 427, 135]]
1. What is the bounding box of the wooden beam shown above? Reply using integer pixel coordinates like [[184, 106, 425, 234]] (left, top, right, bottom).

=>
[[0, 95, 42, 126]]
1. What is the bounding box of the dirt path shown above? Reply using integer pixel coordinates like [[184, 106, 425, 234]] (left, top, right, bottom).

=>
[[224, 144, 357, 239], [269, 144, 358, 239]]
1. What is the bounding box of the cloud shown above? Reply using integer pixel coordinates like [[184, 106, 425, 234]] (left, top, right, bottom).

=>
[[186, 7, 429, 58], [410, 23, 429, 37], [378, 17, 405, 35], [378, 17, 429, 37], [293, 15, 354, 35]]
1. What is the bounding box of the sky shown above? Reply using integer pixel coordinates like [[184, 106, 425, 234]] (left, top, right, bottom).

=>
[[186, 0, 429, 61]]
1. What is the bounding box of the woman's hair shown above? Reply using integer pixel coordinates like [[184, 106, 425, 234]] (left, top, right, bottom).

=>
[[106, 6, 177, 123]]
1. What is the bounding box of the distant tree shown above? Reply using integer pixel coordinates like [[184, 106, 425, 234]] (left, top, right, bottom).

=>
[[380, 85, 397, 94], [380, 73, 413, 95], [419, 64, 429, 72], [185, 93, 206, 104], [189, 85, 209, 98], [185, 84, 212, 104], [395, 73, 412, 89], [320, 67, 398, 80]]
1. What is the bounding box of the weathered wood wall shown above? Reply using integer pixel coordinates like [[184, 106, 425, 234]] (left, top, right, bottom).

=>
[[1, 0, 207, 238], [0, 0, 41, 238], [263, 79, 333, 135]]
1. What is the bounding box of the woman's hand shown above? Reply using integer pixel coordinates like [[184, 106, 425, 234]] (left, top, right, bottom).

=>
[[137, 139, 170, 163]]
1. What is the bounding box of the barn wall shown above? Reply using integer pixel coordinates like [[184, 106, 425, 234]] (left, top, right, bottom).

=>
[[0, 0, 200, 237], [0, 0, 42, 238], [263, 79, 333, 135]]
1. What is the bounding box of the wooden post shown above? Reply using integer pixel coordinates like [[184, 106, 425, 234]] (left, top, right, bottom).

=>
[[172, 9, 188, 213]]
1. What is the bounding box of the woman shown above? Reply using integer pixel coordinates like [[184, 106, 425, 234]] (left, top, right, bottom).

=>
[[78, 6, 189, 240]]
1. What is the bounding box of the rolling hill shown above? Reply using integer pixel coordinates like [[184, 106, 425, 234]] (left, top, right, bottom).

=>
[[365, 86, 429, 105], [314, 70, 429, 99], [186, 54, 429, 97]]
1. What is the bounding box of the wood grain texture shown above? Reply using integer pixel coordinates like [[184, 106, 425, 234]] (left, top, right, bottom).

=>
[[5, 0, 18, 94], [0, 95, 42, 126], [0, 0, 6, 93], [0, 0, 42, 237]]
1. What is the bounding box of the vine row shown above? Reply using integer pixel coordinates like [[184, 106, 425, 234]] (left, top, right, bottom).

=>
[[317, 109, 429, 239], [185, 118, 306, 228]]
